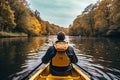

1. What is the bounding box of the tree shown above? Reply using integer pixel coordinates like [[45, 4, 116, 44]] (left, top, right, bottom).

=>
[[93, 0, 111, 36], [0, 3, 16, 32], [107, 0, 120, 37]]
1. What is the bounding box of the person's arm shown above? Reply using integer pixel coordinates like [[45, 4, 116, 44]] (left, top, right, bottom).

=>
[[42, 46, 55, 64], [67, 46, 78, 63]]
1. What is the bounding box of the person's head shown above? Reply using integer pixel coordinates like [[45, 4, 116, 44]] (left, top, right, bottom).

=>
[[57, 31, 65, 41]]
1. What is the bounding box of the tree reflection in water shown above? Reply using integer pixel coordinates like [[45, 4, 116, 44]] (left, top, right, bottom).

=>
[[70, 37, 120, 80], [0, 36, 120, 80], [0, 37, 45, 80]]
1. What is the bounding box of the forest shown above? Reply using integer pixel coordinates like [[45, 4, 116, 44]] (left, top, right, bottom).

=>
[[0, 0, 68, 37], [69, 0, 120, 37], [0, 0, 120, 37]]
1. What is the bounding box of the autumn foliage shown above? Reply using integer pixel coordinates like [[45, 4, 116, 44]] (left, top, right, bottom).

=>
[[69, 0, 120, 37], [0, 0, 68, 37]]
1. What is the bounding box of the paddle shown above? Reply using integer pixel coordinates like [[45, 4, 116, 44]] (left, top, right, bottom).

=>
[[21, 62, 43, 80], [75, 64, 95, 80]]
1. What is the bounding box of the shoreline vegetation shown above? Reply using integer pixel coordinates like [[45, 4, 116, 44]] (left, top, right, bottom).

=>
[[69, 0, 120, 37], [0, 0, 68, 38], [0, 31, 28, 38], [0, 0, 120, 38]]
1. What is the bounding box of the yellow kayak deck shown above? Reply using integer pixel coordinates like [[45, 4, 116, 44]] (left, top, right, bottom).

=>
[[29, 64, 91, 80]]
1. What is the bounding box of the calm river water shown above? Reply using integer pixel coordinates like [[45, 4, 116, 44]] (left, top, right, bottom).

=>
[[0, 36, 120, 80]]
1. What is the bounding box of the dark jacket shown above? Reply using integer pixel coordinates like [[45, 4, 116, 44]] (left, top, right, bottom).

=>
[[42, 41, 78, 75]]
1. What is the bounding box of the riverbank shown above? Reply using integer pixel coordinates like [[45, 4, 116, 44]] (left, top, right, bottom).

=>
[[0, 31, 28, 38]]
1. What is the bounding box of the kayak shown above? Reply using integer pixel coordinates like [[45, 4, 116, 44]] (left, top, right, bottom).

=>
[[29, 63, 91, 80]]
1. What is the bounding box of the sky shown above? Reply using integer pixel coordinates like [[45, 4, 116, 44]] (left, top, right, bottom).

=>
[[27, 0, 98, 27]]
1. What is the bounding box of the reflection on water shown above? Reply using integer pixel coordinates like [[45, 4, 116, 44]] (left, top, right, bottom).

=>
[[70, 37, 120, 80], [0, 37, 46, 80], [0, 36, 120, 80]]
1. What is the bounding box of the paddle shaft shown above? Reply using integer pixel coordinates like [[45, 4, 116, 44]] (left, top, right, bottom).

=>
[[75, 64, 94, 80], [21, 62, 43, 80]]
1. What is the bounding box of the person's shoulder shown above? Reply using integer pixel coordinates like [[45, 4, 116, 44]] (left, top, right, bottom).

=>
[[47, 45, 55, 52], [68, 45, 74, 49], [67, 44, 73, 48], [48, 45, 54, 49]]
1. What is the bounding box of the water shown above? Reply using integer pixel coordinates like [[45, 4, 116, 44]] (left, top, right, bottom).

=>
[[70, 36, 120, 80], [0, 36, 120, 80]]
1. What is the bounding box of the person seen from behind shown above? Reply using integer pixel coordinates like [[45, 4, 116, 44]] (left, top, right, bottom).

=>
[[42, 31, 78, 76]]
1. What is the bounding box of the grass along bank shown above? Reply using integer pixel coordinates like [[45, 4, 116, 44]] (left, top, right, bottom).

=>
[[0, 31, 27, 37]]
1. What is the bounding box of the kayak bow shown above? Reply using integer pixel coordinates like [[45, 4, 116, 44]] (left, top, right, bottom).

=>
[[29, 63, 91, 80]]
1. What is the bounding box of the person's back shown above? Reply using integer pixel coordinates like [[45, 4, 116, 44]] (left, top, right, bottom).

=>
[[42, 31, 78, 76]]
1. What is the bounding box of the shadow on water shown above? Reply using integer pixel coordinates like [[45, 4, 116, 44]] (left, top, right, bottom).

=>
[[0, 36, 120, 80], [70, 36, 120, 80]]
